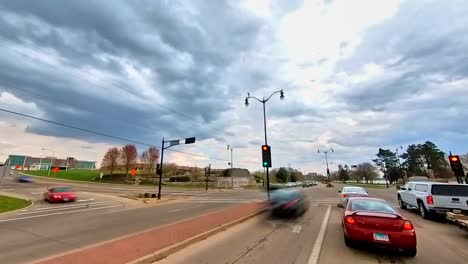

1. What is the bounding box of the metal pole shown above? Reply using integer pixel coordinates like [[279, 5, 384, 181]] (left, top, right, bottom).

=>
[[48, 152, 55, 176], [396, 148, 405, 184], [157, 138, 165, 200], [205, 166, 208, 191], [325, 152, 330, 181], [230, 148, 234, 189], [262, 100, 270, 200]]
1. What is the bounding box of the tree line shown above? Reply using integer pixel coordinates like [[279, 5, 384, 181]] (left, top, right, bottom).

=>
[[336, 141, 455, 184], [100, 144, 159, 178]]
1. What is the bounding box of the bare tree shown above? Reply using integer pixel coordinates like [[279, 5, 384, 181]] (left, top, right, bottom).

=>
[[120, 144, 138, 177], [140, 147, 159, 176], [101, 148, 120, 177]]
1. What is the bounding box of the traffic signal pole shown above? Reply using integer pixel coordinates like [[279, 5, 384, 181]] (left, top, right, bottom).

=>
[[157, 138, 165, 200], [157, 136, 196, 200], [262, 100, 271, 200]]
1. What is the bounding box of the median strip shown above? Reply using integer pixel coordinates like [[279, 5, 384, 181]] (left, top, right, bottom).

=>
[[0, 194, 33, 215], [33, 201, 267, 264]]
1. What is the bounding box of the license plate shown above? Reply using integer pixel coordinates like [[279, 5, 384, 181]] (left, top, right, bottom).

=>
[[453, 209, 462, 214], [63, 198, 69, 201], [373, 233, 389, 242]]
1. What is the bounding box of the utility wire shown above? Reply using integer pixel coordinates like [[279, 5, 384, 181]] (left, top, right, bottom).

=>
[[0, 107, 259, 165]]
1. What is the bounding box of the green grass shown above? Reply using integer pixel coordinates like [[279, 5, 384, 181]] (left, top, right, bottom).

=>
[[0, 195, 31, 214], [23, 169, 100, 182], [344, 183, 394, 189]]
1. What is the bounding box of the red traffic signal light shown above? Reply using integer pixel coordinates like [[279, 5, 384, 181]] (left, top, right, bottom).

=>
[[262, 145, 268, 151], [449, 155, 464, 178]]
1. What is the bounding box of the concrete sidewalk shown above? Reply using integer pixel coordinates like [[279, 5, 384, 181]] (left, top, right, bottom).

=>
[[33, 201, 266, 264]]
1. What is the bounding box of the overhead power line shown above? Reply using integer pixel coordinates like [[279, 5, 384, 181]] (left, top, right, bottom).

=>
[[0, 107, 258, 165], [0, 107, 153, 147]]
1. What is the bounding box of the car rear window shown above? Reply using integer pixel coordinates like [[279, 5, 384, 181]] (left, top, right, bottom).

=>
[[351, 200, 396, 214], [431, 185, 468, 196], [343, 187, 366, 194], [53, 187, 72, 193]]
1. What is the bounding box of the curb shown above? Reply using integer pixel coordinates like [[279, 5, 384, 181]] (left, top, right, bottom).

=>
[[0, 195, 34, 217], [128, 208, 267, 264]]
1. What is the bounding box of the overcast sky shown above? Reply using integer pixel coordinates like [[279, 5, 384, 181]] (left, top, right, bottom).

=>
[[1, 0, 468, 174]]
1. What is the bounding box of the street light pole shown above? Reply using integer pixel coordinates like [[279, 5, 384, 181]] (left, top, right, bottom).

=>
[[227, 145, 234, 189], [318, 148, 334, 181], [42, 148, 55, 176], [396, 146, 405, 184], [245, 90, 284, 200]]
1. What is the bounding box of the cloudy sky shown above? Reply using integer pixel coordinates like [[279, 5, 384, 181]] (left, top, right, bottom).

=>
[[1, 0, 468, 174]]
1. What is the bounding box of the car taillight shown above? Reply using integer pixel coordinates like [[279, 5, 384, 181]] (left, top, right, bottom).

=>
[[403, 221, 414, 231], [345, 216, 356, 225], [426, 195, 434, 205], [341, 193, 347, 198]]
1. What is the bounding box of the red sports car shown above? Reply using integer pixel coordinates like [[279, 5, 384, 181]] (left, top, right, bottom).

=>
[[44, 186, 77, 203], [341, 197, 417, 257]]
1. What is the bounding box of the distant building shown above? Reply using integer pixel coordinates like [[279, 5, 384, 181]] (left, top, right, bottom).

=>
[[7, 155, 96, 170]]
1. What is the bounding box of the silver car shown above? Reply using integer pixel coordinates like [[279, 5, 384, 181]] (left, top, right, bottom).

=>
[[338, 186, 368, 204]]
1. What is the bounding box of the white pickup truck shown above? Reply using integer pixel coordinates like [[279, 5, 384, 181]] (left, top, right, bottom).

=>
[[397, 182, 468, 219]]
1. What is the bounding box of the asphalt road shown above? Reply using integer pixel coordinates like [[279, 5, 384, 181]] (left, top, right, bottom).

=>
[[157, 183, 468, 264], [0, 173, 267, 264], [1, 172, 237, 198]]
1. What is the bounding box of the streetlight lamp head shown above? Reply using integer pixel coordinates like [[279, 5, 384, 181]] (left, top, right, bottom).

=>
[[280, 90, 285, 100], [244, 98, 249, 107]]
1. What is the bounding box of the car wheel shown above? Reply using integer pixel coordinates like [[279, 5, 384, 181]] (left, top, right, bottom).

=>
[[344, 234, 354, 248], [403, 248, 417, 257], [418, 201, 431, 219], [398, 195, 407, 210]]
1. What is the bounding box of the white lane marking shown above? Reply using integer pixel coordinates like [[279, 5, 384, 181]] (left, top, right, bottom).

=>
[[184, 201, 252, 204], [30, 192, 43, 194], [0, 189, 14, 191], [32, 201, 116, 211], [18, 202, 117, 215], [77, 198, 95, 202], [292, 225, 302, 234], [0, 205, 123, 223], [307, 205, 331, 264], [168, 205, 203, 213]]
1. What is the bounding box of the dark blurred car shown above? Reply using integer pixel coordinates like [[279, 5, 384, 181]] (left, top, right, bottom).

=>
[[340, 197, 417, 257], [270, 184, 287, 191], [269, 189, 308, 217], [43, 186, 77, 203], [17, 175, 33, 183]]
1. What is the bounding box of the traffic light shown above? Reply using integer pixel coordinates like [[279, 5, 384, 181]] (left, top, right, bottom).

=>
[[261, 145, 272, 168], [156, 164, 162, 175], [327, 168, 330, 177], [449, 155, 465, 177]]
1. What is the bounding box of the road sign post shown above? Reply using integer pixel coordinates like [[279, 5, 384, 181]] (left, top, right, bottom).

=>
[[52, 167, 59, 174]]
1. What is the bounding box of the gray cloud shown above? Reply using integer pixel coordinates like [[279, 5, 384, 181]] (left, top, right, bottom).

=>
[[0, 0, 271, 148]]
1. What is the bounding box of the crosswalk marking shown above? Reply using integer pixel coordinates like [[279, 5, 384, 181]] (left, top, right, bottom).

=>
[[0, 205, 123, 223]]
